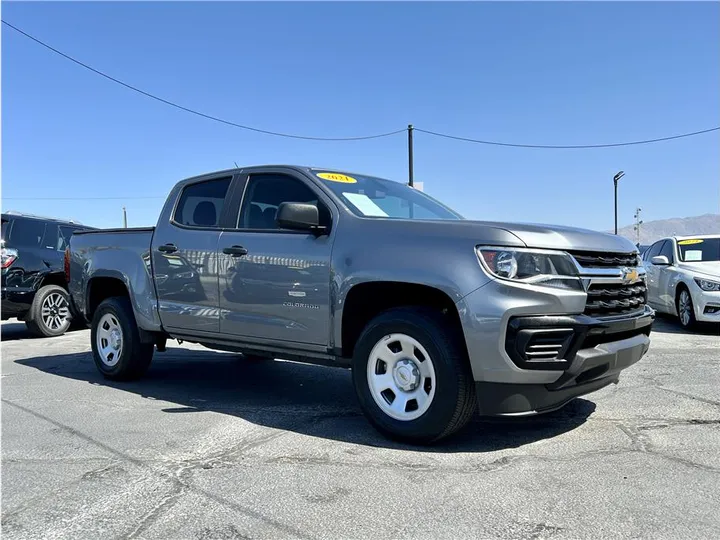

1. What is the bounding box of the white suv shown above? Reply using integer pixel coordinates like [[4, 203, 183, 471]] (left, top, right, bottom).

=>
[[643, 235, 720, 329]]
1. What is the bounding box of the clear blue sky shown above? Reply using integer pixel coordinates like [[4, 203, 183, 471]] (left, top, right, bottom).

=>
[[3, 1, 719, 230]]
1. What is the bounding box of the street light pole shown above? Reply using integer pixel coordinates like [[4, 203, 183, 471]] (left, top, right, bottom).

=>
[[613, 171, 625, 234]]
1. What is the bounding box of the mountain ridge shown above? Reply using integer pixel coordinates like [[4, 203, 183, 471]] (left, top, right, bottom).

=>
[[615, 213, 719, 244]]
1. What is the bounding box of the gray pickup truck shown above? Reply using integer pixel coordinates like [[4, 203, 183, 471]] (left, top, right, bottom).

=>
[[67, 165, 654, 443]]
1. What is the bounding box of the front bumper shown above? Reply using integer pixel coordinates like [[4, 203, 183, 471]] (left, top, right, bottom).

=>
[[691, 285, 720, 323], [477, 316, 651, 416], [457, 280, 654, 416]]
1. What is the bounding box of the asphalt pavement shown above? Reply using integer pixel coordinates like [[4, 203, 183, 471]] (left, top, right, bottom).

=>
[[1, 316, 719, 539]]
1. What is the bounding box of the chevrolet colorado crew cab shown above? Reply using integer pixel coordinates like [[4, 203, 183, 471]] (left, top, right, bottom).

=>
[[67, 165, 654, 443]]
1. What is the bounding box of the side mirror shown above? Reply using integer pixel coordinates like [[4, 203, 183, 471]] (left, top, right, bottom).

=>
[[651, 255, 670, 266], [276, 202, 326, 234]]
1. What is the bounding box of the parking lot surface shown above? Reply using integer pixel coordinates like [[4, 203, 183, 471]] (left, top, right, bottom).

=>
[[1, 317, 719, 539]]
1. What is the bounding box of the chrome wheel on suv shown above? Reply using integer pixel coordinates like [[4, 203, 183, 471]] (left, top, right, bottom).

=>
[[25, 285, 72, 338]]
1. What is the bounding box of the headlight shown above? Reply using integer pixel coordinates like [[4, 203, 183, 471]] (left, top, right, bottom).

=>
[[476, 247, 583, 291], [694, 277, 720, 292]]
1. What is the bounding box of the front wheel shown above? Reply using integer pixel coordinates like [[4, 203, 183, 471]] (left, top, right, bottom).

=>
[[91, 297, 154, 381], [351, 307, 476, 444], [677, 288, 697, 330]]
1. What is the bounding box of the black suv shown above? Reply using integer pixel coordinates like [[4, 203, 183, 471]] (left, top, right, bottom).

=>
[[2, 212, 95, 337]]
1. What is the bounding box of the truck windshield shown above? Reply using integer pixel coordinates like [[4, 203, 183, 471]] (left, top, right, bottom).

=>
[[678, 237, 720, 262], [311, 170, 463, 221]]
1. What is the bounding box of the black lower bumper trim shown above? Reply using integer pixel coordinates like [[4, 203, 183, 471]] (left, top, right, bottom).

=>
[[505, 306, 655, 370], [475, 377, 617, 416]]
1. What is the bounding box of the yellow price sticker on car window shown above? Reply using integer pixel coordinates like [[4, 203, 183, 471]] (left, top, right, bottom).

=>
[[678, 239, 704, 245], [316, 172, 357, 184]]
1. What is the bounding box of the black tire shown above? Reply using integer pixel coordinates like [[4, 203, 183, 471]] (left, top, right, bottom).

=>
[[90, 297, 154, 381], [25, 285, 72, 338], [351, 307, 476, 444], [676, 286, 697, 330]]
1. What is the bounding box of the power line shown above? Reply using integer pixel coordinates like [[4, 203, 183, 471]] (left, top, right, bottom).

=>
[[3, 20, 719, 151], [415, 126, 720, 149], [1, 20, 405, 142]]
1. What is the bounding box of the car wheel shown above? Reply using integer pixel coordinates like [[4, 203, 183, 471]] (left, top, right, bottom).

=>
[[677, 287, 697, 330], [91, 297, 154, 381], [351, 307, 476, 444], [25, 285, 72, 338]]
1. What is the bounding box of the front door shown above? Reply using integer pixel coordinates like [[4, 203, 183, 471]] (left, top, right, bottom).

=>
[[151, 176, 233, 334], [656, 238, 677, 312], [218, 171, 334, 346], [644, 240, 665, 311]]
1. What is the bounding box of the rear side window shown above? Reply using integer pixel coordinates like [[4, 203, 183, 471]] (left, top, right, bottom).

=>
[[173, 178, 232, 228], [7, 218, 46, 248], [41, 224, 80, 252]]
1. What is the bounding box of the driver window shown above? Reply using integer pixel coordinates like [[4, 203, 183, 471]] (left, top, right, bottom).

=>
[[659, 240, 675, 263], [645, 241, 663, 262], [238, 174, 330, 230]]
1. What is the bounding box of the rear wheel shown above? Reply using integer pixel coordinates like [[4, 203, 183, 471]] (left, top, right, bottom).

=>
[[351, 307, 476, 444], [25, 285, 72, 338], [677, 287, 696, 330], [91, 297, 153, 380]]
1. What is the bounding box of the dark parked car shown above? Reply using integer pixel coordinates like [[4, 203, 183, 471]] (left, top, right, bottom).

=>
[[1, 211, 94, 336]]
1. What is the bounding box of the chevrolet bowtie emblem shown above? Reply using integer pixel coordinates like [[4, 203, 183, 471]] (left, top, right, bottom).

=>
[[621, 267, 639, 285]]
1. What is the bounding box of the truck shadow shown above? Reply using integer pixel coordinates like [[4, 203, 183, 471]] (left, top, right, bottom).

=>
[[15, 348, 596, 453], [651, 314, 720, 336]]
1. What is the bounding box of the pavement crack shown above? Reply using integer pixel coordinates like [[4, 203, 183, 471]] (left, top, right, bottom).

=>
[[125, 482, 187, 540], [656, 387, 720, 409], [0, 399, 313, 540]]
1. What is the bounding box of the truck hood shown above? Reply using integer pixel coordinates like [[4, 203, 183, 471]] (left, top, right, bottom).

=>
[[470, 221, 638, 253], [677, 261, 720, 279]]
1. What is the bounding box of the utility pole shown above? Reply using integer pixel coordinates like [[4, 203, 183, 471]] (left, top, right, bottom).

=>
[[407, 124, 414, 188], [123, 206, 127, 228], [613, 171, 625, 234], [633, 207, 643, 245]]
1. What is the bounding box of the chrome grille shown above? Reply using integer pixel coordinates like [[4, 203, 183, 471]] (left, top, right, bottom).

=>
[[570, 250, 639, 268], [585, 282, 647, 317]]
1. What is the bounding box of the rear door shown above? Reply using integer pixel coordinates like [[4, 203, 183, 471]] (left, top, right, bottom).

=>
[[217, 170, 335, 346], [151, 175, 235, 334]]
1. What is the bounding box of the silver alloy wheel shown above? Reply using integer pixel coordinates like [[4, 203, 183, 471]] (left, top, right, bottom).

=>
[[679, 290, 692, 326], [366, 333, 437, 421], [96, 313, 123, 367], [41, 292, 70, 331]]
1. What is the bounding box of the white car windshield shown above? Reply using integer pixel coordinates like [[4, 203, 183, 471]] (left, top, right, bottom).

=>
[[677, 237, 720, 262]]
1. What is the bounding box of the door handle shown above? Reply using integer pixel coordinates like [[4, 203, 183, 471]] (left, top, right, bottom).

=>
[[158, 243, 178, 254], [223, 245, 248, 257]]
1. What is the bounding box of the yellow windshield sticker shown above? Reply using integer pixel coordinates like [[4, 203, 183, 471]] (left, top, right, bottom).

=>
[[317, 172, 357, 184], [678, 239, 704, 245]]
